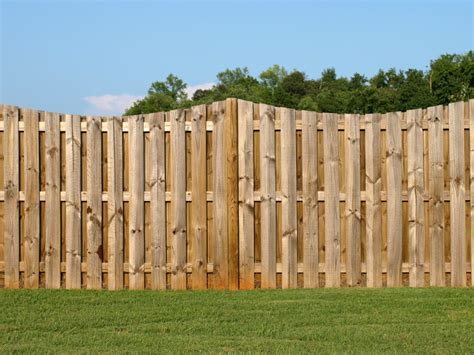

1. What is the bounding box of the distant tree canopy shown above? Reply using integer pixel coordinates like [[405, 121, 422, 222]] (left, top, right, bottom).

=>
[[125, 51, 474, 115]]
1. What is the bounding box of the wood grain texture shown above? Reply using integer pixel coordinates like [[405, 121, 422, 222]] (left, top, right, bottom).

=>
[[323, 113, 341, 287], [226, 98, 239, 290], [23, 109, 40, 288], [365, 113, 382, 288], [470, 99, 474, 287], [107, 116, 124, 290], [238, 100, 255, 289], [344, 113, 361, 286], [259, 103, 277, 288], [191, 105, 208, 289], [407, 109, 425, 287], [3, 105, 20, 288], [65, 114, 81, 289], [86, 116, 102, 289], [449, 102, 466, 287], [386, 112, 402, 287], [428, 105, 445, 286], [280, 107, 298, 288], [148, 112, 166, 290], [129, 115, 145, 289], [170, 109, 187, 289], [302, 111, 319, 288], [45, 112, 61, 288]]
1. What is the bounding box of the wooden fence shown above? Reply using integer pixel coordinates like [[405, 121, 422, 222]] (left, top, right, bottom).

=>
[[0, 99, 473, 289]]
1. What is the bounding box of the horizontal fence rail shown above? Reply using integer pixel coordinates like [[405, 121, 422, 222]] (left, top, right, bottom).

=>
[[0, 99, 473, 289]]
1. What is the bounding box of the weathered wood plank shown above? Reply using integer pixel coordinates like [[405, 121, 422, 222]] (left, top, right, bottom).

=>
[[407, 109, 425, 287], [344, 113, 361, 286], [107, 116, 124, 290], [238, 100, 255, 289], [148, 112, 167, 290], [226, 98, 239, 290], [280, 107, 298, 288], [23, 109, 40, 288], [386, 112, 403, 287], [365, 113, 382, 288], [449, 102, 466, 287], [302, 111, 319, 288], [86, 116, 102, 289], [323, 113, 341, 287], [129, 115, 145, 289], [259, 104, 277, 289], [3, 105, 20, 288], [170, 109, 187, 289], [65, 114, 81, 289], [45, 112, 61, 288], [191, 105, 208, 289], [428, 105, 445, 286], [470, 99, 474, 287]]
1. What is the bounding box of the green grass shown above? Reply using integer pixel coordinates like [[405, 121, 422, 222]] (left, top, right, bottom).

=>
[[1, 288, 473, 353]]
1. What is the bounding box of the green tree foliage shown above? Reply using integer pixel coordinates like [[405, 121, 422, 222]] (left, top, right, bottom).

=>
[[124, 51, 474, 115]]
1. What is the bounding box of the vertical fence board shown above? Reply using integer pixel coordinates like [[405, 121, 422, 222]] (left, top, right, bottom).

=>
[[428, 105, 445, 286], [212, 102, 228, 289], [302, 111, 319, 288], [365, 113, 382, 288], [3, 105, 20, 288], [148, 112, 166, 290], [129, 115, 145, 289], [65, 114, 81, 289], [170, 110, 187, 290], [386, 112, 402, 287], [344, 113, 361, 286], [449, 102, 466, 287], [45, 112, 61, 288], [323, 113, 341, 287], [280, 107, 297, 288], [226, 99, 239, 290], [259, 104, 277, 288], [24, 109, 40, 288], [407, 109, 425, 287], [470, 99, 474, 286], [86, 116, 102, 289], [238, 100, 255, 289], [107, 116, 124, 290], [191, 105, 208, 289]]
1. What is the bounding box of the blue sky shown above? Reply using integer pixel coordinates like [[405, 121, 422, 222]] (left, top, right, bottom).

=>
[[1, 0, 472, 115]]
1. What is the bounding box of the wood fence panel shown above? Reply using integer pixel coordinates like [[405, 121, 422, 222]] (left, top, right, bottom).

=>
[[449, 102, 466, 287], [170, 110, 187, 290], [365, 113, 382, 288], [3, 105, 20, 288], [107, 116, 124, 290], [238, 100, 255, 289], [344, 113, 361, 286], [302, 111, 319, 288], [65, 114, 81, 289], [45, 112, 61, 288], [280, 107, 297, 289], [386, 112, 402, 287], [428, 105, 445, 286], [259, 104, 277, 288], [323, 113, 340, 288], [24, 109, 40, 288], [86, 116, 102, 289], [191, 105, 208, 289], [470, 99, 474, 286], [148, 112, 166, 290]]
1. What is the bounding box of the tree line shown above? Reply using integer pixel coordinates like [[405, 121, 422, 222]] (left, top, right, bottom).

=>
[[125, 51, 473, 115]]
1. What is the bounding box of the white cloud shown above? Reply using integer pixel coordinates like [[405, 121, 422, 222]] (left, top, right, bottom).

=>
[[84, 94, 143, 115], [185, 82, 215, 99]]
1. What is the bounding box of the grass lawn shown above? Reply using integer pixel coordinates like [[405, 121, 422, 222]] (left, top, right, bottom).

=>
[[0, 288, 473, 353]]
